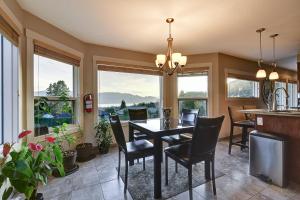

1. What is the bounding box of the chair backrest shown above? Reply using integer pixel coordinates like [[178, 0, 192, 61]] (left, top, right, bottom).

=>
[[181, 109, 197, 124], [228, 106, 246, 123], [128, 108, 148, 120], [109, 114, 127, 152], [243, 105, 256, 121], [190, 115, 225, 162]]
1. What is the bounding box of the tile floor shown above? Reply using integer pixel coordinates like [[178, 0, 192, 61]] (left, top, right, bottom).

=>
[[37, 141, 300, 200]]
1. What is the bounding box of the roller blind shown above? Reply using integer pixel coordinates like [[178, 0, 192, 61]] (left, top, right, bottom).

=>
[[0, 15, 19, 46], [97, 61, 162, 76], [180, 66, 209, 74], [227, 72, 257, 81], [34, 40, 81, 66]]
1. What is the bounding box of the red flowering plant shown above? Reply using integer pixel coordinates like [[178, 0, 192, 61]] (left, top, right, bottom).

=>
[[0, 130, 64, 200]]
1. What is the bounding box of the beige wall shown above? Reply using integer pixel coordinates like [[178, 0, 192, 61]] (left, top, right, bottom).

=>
[[2, 0, 297, 145]]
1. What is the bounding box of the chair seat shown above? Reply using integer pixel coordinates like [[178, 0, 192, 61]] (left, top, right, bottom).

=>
[[233, 120, 255, 128], [133, 130, 149, 140], [126, 139, 154, 159], [162, 134, 192, 146]]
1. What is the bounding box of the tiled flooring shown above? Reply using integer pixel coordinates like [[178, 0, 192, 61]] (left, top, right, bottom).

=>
[[37, 141, 300, 200]]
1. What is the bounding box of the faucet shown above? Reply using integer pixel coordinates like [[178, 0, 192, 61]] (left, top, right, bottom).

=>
[[271, 87, 289, 111]]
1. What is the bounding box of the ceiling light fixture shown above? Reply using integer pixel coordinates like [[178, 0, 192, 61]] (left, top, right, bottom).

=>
[[155, 18, 187, 76], [269, 33, 279, 80], [256, 28, 267, 78]]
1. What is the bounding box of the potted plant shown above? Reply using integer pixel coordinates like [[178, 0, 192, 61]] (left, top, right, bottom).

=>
[[75, 127, 96, 162], [52, 123, 78, 176], [95, 118, 112, 154], [0, 130, 64, 200]]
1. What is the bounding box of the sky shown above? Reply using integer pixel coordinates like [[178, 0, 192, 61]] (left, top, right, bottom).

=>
[[98, 71, 160, 97], [34, 55, 73, 94], [177, 75, 208, 95]]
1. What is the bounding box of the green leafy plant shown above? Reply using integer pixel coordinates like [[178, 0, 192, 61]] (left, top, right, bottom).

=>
[[95, 119, 112, 153], [52, 123, 77, 156], [0, 130, 64, 200]]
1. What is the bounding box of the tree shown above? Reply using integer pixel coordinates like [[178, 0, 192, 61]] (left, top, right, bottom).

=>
[[120, 100, 127, 109], [46, 80, 70, 97]]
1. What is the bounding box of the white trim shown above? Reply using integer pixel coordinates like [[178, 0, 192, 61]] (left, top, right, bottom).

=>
[[26, 29, 84, 142], [0, 0, 23, 34]]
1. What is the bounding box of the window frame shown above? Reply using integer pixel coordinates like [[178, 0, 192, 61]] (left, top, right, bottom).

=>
[[274, 80, 298, 108], [226, 76, 260, 100], [26, 30, 84, 142], [177, 72, 209, 117], [97, 69, 163, 122], [33, 54, 80, 136]]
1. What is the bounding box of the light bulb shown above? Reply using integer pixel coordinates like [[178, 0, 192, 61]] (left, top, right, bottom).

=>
[[156, 54, 166, 65], [171, 53, 182, 63]]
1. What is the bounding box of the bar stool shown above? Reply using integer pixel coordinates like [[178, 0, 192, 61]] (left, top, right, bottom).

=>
[[228, 106, 255, 154]]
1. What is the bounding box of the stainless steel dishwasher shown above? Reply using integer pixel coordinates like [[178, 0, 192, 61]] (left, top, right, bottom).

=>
[[249, 130, 287, 187]]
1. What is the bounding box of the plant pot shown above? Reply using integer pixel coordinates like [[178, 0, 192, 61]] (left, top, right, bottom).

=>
[[99, 145, 110, 154], [28, 190, 43, 200], [76, 143, 95, 162], [63, 150, 77, 171]]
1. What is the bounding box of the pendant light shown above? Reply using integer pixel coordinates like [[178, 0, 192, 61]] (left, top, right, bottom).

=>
[[256, 28, 266, 78], [269, 34, 279, 80]]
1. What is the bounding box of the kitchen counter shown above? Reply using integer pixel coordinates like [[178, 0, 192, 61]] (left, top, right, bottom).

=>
[[241, 109, 300, 117], [242, 109, 300, 184]]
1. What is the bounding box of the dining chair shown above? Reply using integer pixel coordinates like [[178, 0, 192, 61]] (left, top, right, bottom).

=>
[[164, 115, 225, 199], [128, 108, 150, 141], [109, 114, 154, 193], [228, 106, 255, 154], [161, 109, 196, 172], [243, 105, 257, 121]]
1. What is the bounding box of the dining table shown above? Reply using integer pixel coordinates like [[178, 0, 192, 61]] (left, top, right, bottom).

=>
[[128, 118, 211, 199]]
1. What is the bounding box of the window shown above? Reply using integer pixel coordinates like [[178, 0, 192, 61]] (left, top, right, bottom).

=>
[[34, 54, 78, 136], [288, 82, 298, 107], [227, 77, 259, 98], [98, 71, 161, 121], [274, 81, 288, 108], [274, 81, 298, 108], [177, 73, 208, 116], [0, 34, 19, 144]]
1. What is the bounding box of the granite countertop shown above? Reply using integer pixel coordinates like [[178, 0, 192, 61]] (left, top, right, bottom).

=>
[[241, 109, 300, 117]]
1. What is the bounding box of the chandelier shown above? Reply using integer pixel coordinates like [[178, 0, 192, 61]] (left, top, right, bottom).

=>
[[155, 18, 187, 75]]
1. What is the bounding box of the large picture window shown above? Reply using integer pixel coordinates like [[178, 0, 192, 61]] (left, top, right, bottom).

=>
[[227, 77, 259, 98], [0, 34, 19, 144], [98, 71, 161, 121], [34, 54, 78, 136], [177, 73, 208, 117]]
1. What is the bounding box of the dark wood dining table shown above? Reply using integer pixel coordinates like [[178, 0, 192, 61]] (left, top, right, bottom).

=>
[[128, 118, 211, 199]]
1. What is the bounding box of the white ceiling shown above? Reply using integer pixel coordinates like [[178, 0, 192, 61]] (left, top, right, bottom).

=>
[[17, 0, 300, 70]]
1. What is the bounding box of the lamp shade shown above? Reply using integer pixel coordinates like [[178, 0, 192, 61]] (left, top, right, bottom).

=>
[[171, 53, 182, 63], [179, 56, 187, 66], [256, 69, 266, 78], [269, 71, 279, 80], [156, 54, 166, 65]]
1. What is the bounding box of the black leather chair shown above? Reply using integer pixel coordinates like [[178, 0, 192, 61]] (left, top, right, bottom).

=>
[[128, 108, 150, 141], [228, 106, 255, 154], [162, 109, 197, 172], [109, 114, 154, 193], [164, 115, 225, 199], [162, 109, 196, 146]]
